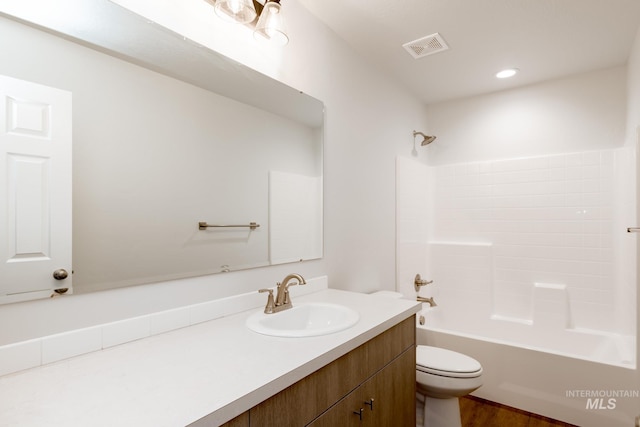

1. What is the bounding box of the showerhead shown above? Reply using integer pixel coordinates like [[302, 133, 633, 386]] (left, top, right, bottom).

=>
[[413, 131, 436, 146]]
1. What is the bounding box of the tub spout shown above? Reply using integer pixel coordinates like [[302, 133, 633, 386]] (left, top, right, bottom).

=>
[[417, 296, 437, 307]]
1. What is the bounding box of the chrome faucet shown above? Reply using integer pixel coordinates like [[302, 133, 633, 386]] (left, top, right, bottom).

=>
[[417, 296, 437, 307], [259, 273, 307, 314]]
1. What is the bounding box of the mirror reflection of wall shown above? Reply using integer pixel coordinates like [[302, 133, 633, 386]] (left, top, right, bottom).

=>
[[0, 13, 323, 297]]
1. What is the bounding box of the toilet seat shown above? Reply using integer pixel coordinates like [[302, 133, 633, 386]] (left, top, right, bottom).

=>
[[416, 345, 482, 378]]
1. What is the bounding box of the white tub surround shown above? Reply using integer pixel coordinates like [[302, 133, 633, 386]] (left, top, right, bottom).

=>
[[396, 148, 637, 363], [0, 284, 420, 426]]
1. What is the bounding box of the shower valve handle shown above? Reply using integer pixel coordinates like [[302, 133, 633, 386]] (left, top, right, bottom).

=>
[[414, 274, 433, 291]]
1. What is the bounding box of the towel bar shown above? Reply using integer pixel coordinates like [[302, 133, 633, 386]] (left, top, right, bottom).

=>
[[199, 221, 260, 230]]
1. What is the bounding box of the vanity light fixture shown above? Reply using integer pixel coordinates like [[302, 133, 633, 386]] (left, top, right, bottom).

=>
[[214, 0, 257, 24], [496, 68, 519, 79], [254, 0, 289, 46], [210, 0, 289, 46]]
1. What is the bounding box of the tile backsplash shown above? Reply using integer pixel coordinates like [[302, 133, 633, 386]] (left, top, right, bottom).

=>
[[0, 277, 328, 377]]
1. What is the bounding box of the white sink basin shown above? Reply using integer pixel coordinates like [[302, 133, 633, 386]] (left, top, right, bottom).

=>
[[246, 302, 360, 337]]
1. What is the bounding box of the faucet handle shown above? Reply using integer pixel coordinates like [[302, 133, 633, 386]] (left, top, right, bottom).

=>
[[414, 274, 434, 291], [283, 288, 294, 305], [258, 288, 275, 313], [278, 280, 299, 289]]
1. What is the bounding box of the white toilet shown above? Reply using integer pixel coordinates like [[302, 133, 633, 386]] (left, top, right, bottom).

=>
[[416, 345, 483, 427], [370, 291, 482, 427]]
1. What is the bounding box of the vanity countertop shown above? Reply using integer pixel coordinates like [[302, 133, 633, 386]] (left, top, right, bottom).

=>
[[0, 289, 420, 426]]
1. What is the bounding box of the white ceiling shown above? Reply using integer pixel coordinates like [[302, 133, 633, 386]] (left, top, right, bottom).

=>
[[296, 0, 640, 105]]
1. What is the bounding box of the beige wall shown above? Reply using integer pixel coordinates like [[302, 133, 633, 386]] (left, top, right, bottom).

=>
[[627, 26, 640, 147], [0, 1, 428, 345], [425, 66, 627, 166]]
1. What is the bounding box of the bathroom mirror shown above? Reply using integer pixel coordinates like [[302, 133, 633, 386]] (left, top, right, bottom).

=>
[[0, 1, 323, 295]]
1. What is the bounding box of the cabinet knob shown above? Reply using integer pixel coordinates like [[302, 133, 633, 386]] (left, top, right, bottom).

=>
[[365, 398, 374, 410], [353, 408, 364, 421]]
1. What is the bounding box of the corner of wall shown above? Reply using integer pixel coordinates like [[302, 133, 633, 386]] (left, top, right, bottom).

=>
[[626, 25, 640, 147]]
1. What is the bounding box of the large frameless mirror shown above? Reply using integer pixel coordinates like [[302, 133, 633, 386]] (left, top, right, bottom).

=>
[[0, 0, 323, 297]]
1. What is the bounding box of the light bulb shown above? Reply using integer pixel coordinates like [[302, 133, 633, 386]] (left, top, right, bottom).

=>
[[496, 68, 519, 79], [214, 0, 257, 24], [254, 1, 289, 46]]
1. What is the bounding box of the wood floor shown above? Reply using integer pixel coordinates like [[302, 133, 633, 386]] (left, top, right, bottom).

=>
[[459, 396, 578, 427]]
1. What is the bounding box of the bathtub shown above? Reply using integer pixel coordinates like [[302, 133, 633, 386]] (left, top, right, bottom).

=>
[[416, 306, 638, 427]]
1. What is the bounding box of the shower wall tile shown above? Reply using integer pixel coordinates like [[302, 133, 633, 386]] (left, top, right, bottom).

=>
[[612, 146, 637, 334], [427, 148, 635, 333], [396, 156, 430, 297], [427, 242, 493, 318]]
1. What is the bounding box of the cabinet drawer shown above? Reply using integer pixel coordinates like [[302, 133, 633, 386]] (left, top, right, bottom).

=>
[[249, 316, 415, 426]]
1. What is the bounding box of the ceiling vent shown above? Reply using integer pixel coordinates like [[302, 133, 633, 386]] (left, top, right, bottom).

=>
[[402, 33, 449, 59]]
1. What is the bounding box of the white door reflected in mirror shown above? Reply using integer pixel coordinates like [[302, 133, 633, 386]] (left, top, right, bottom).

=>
[[0, 75, 72, 304]]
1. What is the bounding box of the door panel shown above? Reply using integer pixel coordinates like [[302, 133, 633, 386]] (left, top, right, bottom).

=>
[[0, 75, 72, 303]]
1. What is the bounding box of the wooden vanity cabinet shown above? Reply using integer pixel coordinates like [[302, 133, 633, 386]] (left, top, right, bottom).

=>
[[308, 347, 415, 426], [247, 316, 416, 426], [220, 412, 249, 427]]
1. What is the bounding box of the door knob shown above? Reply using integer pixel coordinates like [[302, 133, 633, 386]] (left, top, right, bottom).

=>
[[628, 227, 640, 233], [53, 269, 68, 280]]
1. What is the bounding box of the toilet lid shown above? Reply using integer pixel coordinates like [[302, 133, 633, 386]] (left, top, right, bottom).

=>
[[416, 345, 482, 378]]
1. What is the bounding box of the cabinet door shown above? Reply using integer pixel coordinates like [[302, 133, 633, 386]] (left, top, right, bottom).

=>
[[361, 347, 416, 426], [220, 412, 249, 427], [306, 383, 366, 427], [308, 348, 416, 426]]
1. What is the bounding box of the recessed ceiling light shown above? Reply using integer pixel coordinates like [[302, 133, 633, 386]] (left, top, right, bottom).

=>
[[496, 68, 519, 79]]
